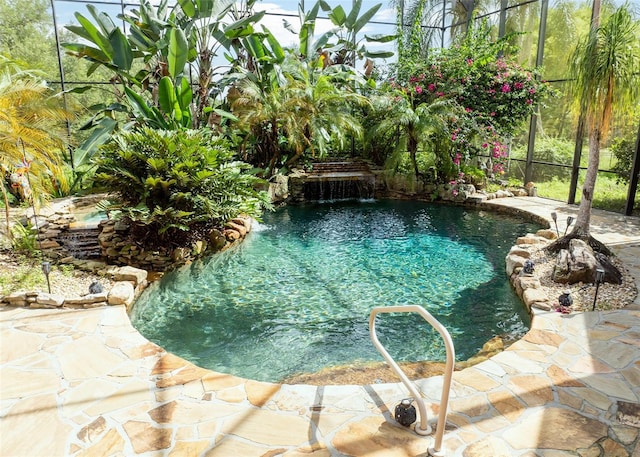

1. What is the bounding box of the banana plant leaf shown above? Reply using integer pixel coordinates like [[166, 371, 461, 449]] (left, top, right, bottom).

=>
[[167, 27, 188, 78], [262, 26, 286, 62], [352, 3, 381, 35], [328, 5, 346, 26], [158, 77, 178, 116], [86, 4, 117, 36], [365, 33, 398, 43], [73, 117, 118, 168], [364, 50, 395, 58], [108, 28, 133, 71], [68, 13, 113, 61], [177, 0, 196, 18]]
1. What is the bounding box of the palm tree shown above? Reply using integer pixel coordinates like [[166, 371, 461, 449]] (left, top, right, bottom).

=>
[[0, 56, 70, 239], [549, 4, 639, 253], [231, 57, 369, 176], [372, 90, 463, 182]]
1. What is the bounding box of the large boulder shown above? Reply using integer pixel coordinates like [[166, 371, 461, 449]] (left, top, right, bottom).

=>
[[552, 239, 598, 284], [108, 281, 135, 307], [268, 174, 289, 203], [208, 229, 227, 251], [594, 252, 623, 285], [112, 265, 147, 286], [506, 253, 528, 276]]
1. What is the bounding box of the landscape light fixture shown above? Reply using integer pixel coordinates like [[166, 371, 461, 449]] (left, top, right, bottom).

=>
[[523, 259, 535, 275], [564, 216, 575, 236], [42, 261, 52, 294], [394, 398, 417, 427], [550, 212, 559, 237], [558, 290, 573, 314], [592, 268, 606, 311]]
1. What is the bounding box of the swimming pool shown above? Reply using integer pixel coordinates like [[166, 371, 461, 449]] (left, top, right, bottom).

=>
[[130, 200, 540, 382]]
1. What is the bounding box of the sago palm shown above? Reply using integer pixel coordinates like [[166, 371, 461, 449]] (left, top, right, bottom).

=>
[[0, 57, 70, 239]]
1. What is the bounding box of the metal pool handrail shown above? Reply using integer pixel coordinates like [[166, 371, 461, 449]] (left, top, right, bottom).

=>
[[369, 305, 455, 457]]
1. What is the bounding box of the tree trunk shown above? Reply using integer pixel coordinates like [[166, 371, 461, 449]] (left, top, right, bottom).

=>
[[408, 132, 420, 179], [0, 178, 12, 241], [571, 125, 601, 237], [546, 124, 611, 256]]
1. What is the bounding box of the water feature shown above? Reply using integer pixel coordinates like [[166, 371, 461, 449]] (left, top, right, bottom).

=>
[[131, 200, 541, 383], [293, 160, 376, 201], [57, 227, 102, 259], [55, 209, 106, 260]]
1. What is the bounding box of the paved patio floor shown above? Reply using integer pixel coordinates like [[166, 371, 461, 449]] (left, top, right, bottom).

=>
[[1, 197, 639, 457]]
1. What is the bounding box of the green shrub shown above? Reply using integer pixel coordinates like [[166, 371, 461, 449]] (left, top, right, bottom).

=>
[[461, 165, 486, 187], [610, 137, 637, 184], [94, 128, 272, 246], [11, 221, 38, 254], [511, 137, 574, 181]]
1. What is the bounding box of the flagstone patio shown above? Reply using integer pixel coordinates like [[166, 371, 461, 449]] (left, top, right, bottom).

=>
[[1, 197, 639, 456]]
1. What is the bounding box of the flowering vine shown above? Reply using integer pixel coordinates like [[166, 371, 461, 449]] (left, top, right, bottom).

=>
[[391, 23, 553, 182]]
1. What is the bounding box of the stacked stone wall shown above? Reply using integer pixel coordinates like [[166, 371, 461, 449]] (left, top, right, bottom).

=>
[[97, 216, 252, 271], [505, 229, 559, 315]]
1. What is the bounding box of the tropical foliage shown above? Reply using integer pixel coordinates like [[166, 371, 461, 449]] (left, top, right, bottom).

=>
[[94, 128, 271, 246], [566, 3, 639, 240], [611, 135, 639, 185], [0, 56, 71, 237], [292, 0, 395, 66], [230, 57, 370, 175], [62, 0, 268, 159], [381, 22, 552, 183]]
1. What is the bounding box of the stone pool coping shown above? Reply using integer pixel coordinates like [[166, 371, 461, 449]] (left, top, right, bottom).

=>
[[1, 197, 640, 456]]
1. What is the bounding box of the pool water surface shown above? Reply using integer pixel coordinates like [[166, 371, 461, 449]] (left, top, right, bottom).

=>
[[130, 200, 540, 382]]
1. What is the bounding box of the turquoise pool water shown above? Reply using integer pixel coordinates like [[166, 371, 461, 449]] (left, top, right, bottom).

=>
[[131, 200, 540, 382]]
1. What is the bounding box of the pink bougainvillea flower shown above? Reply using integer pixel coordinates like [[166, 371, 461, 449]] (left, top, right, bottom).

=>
[[501, 84, 511, 93], [529, 88, 536, 94], [415, 86, 423, 94], [428, 83, 436, 92], [526, 99, 533, 105], [465, 107, 472, 112], [514, 82, 524, 90]]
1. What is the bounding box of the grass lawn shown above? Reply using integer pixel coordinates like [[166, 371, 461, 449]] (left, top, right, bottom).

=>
[[535, 174, 639, 215]]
